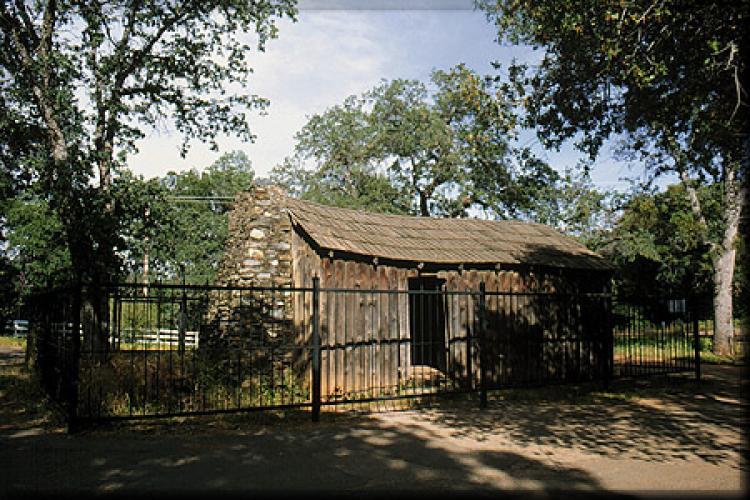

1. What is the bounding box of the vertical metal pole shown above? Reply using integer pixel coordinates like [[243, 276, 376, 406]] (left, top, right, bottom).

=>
[[479, 282, 487, 409], [112, 286, 119, 352], [603, 294, 613, 390], [178, 264, 186, 354], [68, 283, 82, 433], [312, 277, 321, 422], [692, 300, 701, 382]]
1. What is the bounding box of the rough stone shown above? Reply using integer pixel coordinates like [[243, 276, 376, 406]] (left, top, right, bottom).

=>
[[209, 185, 295, 345]]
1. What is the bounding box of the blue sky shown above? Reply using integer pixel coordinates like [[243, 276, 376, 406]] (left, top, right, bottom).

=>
[[126, 1, 672, 193]]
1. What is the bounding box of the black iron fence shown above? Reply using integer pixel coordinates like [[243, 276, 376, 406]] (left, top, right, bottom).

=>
[[612, 297, 702, 378], [23, 282, 704, 427]]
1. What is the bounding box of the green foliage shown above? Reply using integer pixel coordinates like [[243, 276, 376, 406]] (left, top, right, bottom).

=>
[[1, 1, 297, 286], [478, 0, 746, 166], [4, 198, 74, 290], [2, 151, 254, 294], [505, 158, 614, 245], [272, 157, 412, 215], [124, 151, 255, 283], [598, 183, 722, 298], [480, 0, 747, 350], [0, 257, 21, 323], [272, 64, 598, 222]]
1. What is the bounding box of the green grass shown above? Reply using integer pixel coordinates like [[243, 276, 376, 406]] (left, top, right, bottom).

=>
[[115, 341, 196, 351], [0, 336, 27, 349], [699, 350, 736, 365]]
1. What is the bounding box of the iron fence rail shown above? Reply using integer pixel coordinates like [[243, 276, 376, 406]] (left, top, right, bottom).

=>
[[24, 282, 703, 427]]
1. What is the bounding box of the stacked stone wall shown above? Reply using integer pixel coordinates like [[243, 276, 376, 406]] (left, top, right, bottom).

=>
[[216, 185, 292, 288], [206, 185, 296, 346]]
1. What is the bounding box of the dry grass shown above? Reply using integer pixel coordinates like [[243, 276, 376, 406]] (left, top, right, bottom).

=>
[[0, 336, 26, 349], [0, 346, 66, 433]]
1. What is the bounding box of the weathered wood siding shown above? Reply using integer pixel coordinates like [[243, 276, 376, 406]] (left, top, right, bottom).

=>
[[290, 228, 611, 397], [315, 254, 420, 399]]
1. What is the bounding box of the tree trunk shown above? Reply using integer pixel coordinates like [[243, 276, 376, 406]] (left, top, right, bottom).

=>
[[679, 157, 744, 357], [712, 246, 736, 355], [418, 190, 430, 217], [711, 169, 745, 356]]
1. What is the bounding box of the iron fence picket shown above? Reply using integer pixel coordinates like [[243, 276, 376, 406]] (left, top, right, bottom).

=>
[[23, 282, 713, 426]]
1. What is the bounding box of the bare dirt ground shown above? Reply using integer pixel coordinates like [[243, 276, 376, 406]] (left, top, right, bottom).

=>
[[0, 344, 747, 497]]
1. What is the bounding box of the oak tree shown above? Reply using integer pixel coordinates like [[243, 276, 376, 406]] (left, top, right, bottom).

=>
[[479, 0, 748, 354], [273, 65, 559, 219], [1, 0, 297, 285]]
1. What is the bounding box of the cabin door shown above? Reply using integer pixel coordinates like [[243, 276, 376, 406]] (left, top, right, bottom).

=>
[[408, 277, 447, 372]]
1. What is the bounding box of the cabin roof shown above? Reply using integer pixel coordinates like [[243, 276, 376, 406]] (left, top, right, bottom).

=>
[[284, 197, 612, 271]]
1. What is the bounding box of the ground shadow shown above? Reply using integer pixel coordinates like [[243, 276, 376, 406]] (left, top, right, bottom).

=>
[[0, 412, 625, 496], [0, 343, 624, 496], [1, 344, 745, 495], [421, 364, 747, 467]]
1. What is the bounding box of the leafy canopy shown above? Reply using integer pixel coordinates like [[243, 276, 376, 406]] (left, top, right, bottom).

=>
[[599, 183, 722, 299], [273, 65, 584, 221], [3, 151, 256, 295], [0, 0, 297, 283], [479, 0, 747, 350], [478, 0, 747, 169], [122, 151, 256, 284]]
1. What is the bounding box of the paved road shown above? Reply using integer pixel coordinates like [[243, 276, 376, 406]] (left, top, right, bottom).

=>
[[0, 345, 746, 496]]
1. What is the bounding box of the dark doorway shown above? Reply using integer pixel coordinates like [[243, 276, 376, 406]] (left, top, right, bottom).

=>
[[408, 277, 447, 372]]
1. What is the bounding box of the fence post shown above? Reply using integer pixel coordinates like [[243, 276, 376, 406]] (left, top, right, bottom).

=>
[[479, 282, 487, 409], [178, 265, 187, 354], [692, 302, 701, 382], [112, 286, 119, 351], [603, 294, 613, 390], [311, 276, 321, 422], [67, 283, 82, 433]]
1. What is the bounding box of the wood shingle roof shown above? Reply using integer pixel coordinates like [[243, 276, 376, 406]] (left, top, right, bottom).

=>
[[284, 197, 612, 271]]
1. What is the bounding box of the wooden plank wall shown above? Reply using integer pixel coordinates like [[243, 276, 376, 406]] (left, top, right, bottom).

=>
[[290, 229, 319, 388], [315, 255, 420, 400], [291, 227, 610, 397]]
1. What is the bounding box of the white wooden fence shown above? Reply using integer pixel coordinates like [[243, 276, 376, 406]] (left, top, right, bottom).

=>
[[116, 328, 199, 348], [42, 323, 199, 348]]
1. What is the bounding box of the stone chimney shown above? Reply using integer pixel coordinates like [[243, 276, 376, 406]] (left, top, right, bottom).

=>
[[205, 185, 295, 346], [215, 185, 293, 288]]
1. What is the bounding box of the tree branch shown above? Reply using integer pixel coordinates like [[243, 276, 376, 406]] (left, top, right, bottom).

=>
[[116, 4, 186, 88], [676, 162, 721, 256], [96, 1, 187, 189], [38, 0, 55, 57], [120, 83, 168, 96], [12, 0, 39, 47], [1, 1, 67, 163]]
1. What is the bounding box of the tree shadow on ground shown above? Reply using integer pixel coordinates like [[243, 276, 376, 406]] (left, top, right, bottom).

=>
[[417, 364, 747, 467], [0, 344, 745, 496], [1, 414, 627, 496], [0, 354, 630, 497]]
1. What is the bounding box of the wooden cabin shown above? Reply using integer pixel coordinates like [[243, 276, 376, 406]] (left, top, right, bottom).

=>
[[212, 186, 614, 398]]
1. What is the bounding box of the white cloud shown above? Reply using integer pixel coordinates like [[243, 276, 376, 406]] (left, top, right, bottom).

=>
[[127, 11, 393, 179], [125, 9, 650, 194], [126, 10, 509, 180]]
